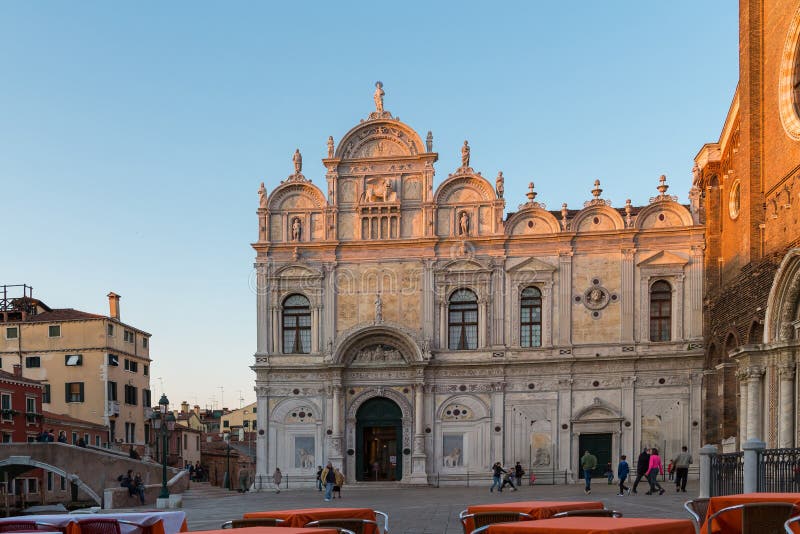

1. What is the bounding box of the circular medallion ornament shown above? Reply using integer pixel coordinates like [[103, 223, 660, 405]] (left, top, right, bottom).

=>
[[582, 279, 614, 311]]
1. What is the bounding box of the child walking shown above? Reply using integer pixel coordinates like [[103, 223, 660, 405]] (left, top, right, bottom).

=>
[[617, 455, 630, 496]]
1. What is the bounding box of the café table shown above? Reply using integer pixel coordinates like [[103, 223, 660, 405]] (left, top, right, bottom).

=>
[[478, 517, 696, 534], [701, 492, 800, 533], [0, 511, 188, 534], [244, 508, 379, 534], [199, 528, 340, 534], [462, 501, 604, 532]]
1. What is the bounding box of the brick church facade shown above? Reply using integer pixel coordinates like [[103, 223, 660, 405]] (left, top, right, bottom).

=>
[[695, 0, 800, 450]]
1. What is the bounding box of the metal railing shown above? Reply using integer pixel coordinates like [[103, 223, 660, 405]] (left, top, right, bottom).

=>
[[757, 448, 800, 492], [710, 451, 743, 496]]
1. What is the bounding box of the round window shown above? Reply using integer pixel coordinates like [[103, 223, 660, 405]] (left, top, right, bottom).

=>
[[779, 5, 800, 139], [729, 180, 741, 220]]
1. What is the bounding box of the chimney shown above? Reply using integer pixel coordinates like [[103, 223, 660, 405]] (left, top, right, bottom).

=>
[[181, 401, 189, 414], [12, 364, 21, 377], [107, 292, 121, 320], [193, 405, 200, 416]]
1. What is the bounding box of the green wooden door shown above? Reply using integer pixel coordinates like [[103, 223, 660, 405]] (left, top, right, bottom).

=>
[[578, 433, 612, 479], [356, 397, 402, 481]]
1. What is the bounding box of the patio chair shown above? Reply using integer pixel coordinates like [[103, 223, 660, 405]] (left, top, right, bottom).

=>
[[221, 518, 285, 528], [459, 512, 533, 534], [784, 515, 800, 533], [706, 502, 799, 534], [373, 510, 389, 533], [304, 518, 378, 534], [75, 519, 122, 534], [552, 509, 622, 518], [684, 498, 710, 527], [0, 523, 60, 533]]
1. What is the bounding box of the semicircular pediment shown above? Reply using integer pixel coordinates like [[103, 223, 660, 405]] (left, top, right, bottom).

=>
[[434, 174, 496, 204], [506, 208, 561, 235], [268, 182, 327, 211], [635, 201, 694, 229], [336, 120, 423, 160]]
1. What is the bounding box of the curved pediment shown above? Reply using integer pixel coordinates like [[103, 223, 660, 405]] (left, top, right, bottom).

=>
[[438, 258, 491, 273], [506, 207, 561, 235], [635, 201, 694, 229], [571, 205, 625, 232], [573, 398, 623, 421], [273, 263, 323, 279], [268, 182, 327, 211], [434, 173, 496, 204], [336, 120, 423, 160]]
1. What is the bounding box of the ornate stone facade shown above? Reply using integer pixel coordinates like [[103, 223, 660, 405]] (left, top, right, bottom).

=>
[[695, 0, 800, 450], [251, 87, 705, 485]]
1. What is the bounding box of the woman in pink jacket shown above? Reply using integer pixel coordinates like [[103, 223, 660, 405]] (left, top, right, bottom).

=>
[[646, 448, 665, 495]]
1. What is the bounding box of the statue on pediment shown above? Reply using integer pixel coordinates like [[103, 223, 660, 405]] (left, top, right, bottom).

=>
[[374, 81, 385, 113], [293, 149, 303, 175], [461, 140, 470, 168], [258, 182, 267, 208]]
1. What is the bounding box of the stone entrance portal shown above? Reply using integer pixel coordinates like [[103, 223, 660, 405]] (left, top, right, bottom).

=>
[[356, 397, 403, 481]]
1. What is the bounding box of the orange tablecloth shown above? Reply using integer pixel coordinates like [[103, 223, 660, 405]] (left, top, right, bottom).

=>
[[463, 501, 604, 532], [194, 528, 339, 534], [0, 512, 187, 534], [484, 517, 696, 534], [701, 492, 800, 534], [245, 508, 377, 534]]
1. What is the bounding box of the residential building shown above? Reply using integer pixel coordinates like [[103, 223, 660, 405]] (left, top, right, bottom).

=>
[[176, 402, 207, 433], [251, 88, 705, 484], [0, 286, 152, 447], [43, 411, 108, 448], [0, 366, 43, 443], [695, 0, 800, 449], [219, 402, 256, 436]]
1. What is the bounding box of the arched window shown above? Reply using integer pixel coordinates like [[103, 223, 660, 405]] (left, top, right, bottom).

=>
[[282, 294, 311, 354], [725, 332, 738, 356], [649, 280, 672, 342], [748, 320, 763, 344], [448, 289, 478, 350], [520, 287, 542, 347]]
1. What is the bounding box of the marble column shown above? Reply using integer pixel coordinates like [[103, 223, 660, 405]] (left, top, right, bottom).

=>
[[255, 264, 269, 354], [438, 297, 448, 349], [779, 363, 796, 448], [620, 249, 635, 342], [558, 253, 573, 346], [422, 260, 435, 344], [478, 299, 487, 348], [329, 385, 343, 470], [408, 384, 428, 484], [746, 367, 765, 441], [254, 385, 269, 488], [738, 371, 748, 444]]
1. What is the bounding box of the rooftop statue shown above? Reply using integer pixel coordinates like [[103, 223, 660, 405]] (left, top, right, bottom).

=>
[[293, 149, 302, 175], [374, 81, 385, 113], [461, 140, 470, 168]]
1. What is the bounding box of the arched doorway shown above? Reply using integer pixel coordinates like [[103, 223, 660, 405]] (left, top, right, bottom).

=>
[[356, 397, 402, 481]]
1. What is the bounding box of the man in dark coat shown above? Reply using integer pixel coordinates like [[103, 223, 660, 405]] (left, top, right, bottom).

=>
[[631, 447, 651, 494]]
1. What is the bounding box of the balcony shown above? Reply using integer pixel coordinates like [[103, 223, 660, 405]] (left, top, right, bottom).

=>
[[105, 400, 120, 417]]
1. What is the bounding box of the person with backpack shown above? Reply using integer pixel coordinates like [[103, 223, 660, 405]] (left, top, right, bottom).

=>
[[580, 450, 597, 495]]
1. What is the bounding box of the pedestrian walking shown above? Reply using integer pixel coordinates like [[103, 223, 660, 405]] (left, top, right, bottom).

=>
[[316, 466, 323, 491], [646, 448, 665, 495], [238, 465, 250, 493], [667, 460, 675, 481], [514, 462, 525, 487], [272, 467, 282, 494], [604, 462, 614, 484], [321, 461, 336, 501], [333, 468, 344, 498], [617, 455, 630, 496], [631, 447, 650, 494], [500, 467, 518, 491], [489, 462, 505, 493], [580, 450, 597, 495], [672, 446, 693, 493]]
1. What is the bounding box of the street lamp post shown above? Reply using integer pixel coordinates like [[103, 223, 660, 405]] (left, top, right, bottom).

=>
[[150, 394, 176, 500], [223, 433, 232, 490]]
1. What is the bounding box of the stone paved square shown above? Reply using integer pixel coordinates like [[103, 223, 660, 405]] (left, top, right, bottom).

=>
[[183, 480, 698, 533]]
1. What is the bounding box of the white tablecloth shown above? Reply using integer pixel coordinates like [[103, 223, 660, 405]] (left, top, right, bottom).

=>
[[0, 511, 186, 534]]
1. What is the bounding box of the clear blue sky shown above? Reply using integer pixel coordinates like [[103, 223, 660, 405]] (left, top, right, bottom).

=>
[[0, 2, 738, 409]]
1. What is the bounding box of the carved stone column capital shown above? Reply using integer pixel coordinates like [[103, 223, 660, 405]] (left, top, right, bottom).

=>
[[778, 363, 796, 380], [745, 366, 765, 381]]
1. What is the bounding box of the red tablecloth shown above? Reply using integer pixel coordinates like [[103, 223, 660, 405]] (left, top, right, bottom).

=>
[[245, 508, 377, 534], [701, 492, 800, 534], [463, 501, 604, 532], [0, 511, 188, 534], [194, 528, 338, 534], [484, 517, 696, 534]]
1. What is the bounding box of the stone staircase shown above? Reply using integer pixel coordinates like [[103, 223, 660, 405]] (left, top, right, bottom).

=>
[[182, 482, 239, 501]]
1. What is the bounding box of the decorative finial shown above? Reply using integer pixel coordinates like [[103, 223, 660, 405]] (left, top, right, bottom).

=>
[[592, 179, 602, 199], [625, 199, 632, 227], [426, 131, 433, 153], [327, 136, 334, 158], [657, 174, 669, 195], [373, 81, 385, 113], [527, 182, 537, 202], [258, 182, 267, 208]]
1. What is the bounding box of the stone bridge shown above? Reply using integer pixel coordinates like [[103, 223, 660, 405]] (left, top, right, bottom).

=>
[[0, 443, 187, 507]]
